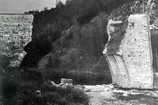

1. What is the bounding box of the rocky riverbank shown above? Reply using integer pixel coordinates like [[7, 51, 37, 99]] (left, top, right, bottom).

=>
[[84, 84, 158, 105]]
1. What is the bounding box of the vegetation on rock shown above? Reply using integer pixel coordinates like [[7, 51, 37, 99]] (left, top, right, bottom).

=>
[[21, 0, 133, 85]]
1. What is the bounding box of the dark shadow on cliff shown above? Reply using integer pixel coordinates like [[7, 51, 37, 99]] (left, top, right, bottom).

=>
[[21, 0, 133, 84]]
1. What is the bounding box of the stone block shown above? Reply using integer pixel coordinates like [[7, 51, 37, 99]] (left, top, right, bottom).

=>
[[60, 78, 73, 86]]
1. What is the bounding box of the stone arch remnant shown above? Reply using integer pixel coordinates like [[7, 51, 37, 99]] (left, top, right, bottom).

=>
[[103, 14, 158, 89]]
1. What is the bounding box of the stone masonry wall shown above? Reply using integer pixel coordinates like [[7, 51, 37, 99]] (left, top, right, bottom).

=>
[[104, 14, 154, 89], [121, 14, 153, 88], [0, 15, 33, 67]]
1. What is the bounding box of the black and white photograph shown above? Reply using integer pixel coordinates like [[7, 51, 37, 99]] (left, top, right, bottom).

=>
[[0, 0, 158, 105]]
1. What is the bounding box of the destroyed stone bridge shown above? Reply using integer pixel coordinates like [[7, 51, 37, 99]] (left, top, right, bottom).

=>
[[0, 13, 158, 90]]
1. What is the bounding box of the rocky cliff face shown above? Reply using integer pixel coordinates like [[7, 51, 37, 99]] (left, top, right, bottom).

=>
[[37, 13, 111, 84], [21, 0, 131, 84], [21, 0, 158, 84]]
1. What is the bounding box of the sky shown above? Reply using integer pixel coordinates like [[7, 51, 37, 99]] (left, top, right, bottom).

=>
[[0, 0, 63, 13]]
